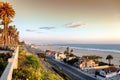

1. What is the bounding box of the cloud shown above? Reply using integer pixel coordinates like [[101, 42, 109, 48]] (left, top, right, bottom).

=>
[[39, 27, 55, 30], [67, 22, 86, 28], [26, 29, 36, 32]]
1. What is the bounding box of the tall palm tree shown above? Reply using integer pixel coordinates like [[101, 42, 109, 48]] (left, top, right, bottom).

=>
[[0, 2, 15, 47], [64, 47, 70, 54], [0, 28, 3, 46], [15, 31, 19, 44], [8, 25, 19, 45], [8, 26, 14, 45], [106, 55, 113, 66]]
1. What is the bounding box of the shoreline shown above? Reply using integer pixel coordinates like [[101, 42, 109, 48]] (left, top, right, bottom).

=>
[[36, 45, 120, 66]]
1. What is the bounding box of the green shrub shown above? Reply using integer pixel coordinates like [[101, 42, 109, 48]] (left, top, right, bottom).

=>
[[67, 57, 79, 65], [98, 61, 109, 66], [37, 53, 46, 61], [0, 58, 7, 76], [26, 55, 40, 70], [13, 46, 62, 80], [12, 68, 40, 80], [0, 53, 12, 76]]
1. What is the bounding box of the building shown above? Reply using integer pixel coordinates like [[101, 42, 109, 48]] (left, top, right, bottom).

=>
[[45, 50, 56, 55], [95, 67, 120, 80], [55, 53, 66, 60], [74, 58, 98, 69], [66, 56, 76, 61]]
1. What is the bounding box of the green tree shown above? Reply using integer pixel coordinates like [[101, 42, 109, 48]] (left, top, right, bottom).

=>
[[106, 55, 113, 66], [64, 47, 70, 55], [8, 25, 19, 46], [70, 49, 73, 54], [82, 55, 102, 61]]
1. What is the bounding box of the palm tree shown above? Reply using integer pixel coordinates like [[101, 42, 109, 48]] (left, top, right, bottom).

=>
[[8, 25, 19, 45], [106, 55, 113, 66], [14, 31, 19, 44], [64, 47, 69, 54], [8, 26, 15, 45], [70, 49, 73, 54], [0, 2, 15, 47], [0, 28, 4, 46]]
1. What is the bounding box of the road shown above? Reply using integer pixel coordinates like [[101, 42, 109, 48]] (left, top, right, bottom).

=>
[[23, 45, 96, 80], [46, 56, 97, 80], [22, 45, 34, 54]]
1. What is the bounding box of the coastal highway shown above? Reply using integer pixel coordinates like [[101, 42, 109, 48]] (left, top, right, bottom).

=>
[[46, 56, 97, 80], [23, 45, 96, 80]]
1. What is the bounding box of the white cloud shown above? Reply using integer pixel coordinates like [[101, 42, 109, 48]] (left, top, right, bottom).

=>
[[39, 27, 55, 30], [26, 29, 36, 32], [67, 22, 86, 28]]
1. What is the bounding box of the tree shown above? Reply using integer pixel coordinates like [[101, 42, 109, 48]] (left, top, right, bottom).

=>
[[82, 55, 103, 61], [8, 26, 14, 45], [70, 49, 73, 54], [64, 47, 70, 55], [8, 25, 19, 45], [0, 28, 3, 46], [106, 55, 113, 66], [0, 2, 15, 46]]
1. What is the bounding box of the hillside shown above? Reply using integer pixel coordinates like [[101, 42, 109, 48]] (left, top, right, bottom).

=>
[[12, 46, 62, 80]]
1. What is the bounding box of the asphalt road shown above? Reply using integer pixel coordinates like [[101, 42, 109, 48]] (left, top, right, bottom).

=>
[[22, 45, 34, 54], [46, 56, 97, 80], [23, 45, 97, 80]]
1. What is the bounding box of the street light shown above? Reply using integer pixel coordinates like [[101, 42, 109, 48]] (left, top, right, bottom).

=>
[[119, 60, 120, 68]]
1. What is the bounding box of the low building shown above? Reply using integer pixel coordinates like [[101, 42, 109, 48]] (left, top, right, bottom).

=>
[[55, 53, 66, 60], [95, 67, 120, 80], [45, 50, 56, 55], [74, 58, 98, 69], [66, 56, 76, 61]]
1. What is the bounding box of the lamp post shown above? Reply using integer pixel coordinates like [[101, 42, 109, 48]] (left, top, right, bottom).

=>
[[119, 60, 120, 68]]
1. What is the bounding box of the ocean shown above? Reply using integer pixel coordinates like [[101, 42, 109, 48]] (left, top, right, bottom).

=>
[[55, 44, 120, 53]]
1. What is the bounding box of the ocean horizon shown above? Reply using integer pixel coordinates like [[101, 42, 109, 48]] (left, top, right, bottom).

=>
[[51, 44, 120, 53]]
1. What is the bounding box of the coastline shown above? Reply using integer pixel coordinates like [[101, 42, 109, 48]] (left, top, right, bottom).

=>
[[36, 45, 120, 66]]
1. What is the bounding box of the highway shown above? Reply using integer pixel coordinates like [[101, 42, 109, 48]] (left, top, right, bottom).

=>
[[46, 56, 97, 80], [23, 45, 96, 80]]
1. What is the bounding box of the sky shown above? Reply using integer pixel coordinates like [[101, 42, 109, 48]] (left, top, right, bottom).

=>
[[0, 0, 120, 44]]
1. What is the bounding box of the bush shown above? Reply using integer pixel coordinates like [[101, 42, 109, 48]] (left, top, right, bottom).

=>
[[37, 53, 46, 58], [0, 58, 7, 76], [12, 68, 40, 80], [0, 53, 12, 76], [67, 57, 79, 65], [26, 55, 40, 70], [98, 62, 109, 66], [0, 53, 12, 61], [13, 46, 62, 80]]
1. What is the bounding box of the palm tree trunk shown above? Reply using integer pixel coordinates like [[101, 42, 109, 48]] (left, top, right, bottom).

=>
[[3, 15, 8, 47], [109, 59, 111, 66]]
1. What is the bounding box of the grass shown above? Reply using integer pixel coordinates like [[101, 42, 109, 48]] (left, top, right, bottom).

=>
[[12, 45, 62, 80]]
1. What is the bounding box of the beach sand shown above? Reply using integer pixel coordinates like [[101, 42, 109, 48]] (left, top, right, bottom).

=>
[[36, 45, 120, 66]]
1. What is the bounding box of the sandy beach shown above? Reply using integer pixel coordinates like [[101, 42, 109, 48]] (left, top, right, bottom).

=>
[[36, 45, 120, 66]]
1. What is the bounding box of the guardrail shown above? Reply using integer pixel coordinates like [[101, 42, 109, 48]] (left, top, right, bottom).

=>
[[0, 46, 19, 80]]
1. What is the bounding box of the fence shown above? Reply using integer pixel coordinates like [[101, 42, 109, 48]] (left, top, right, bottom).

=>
[[0, 46, 19, 80]]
